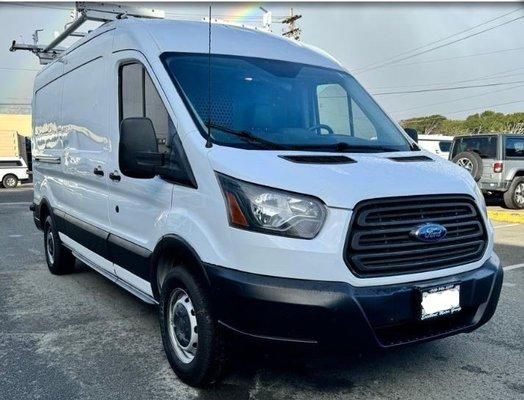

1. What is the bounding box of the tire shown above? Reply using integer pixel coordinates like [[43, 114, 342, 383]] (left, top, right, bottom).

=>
[[43, 215, 76, 275], [159, 266, 228, 387], [503, 177, 524, 210], [2, 174, 18, 189], [452, 151, 483, 182]]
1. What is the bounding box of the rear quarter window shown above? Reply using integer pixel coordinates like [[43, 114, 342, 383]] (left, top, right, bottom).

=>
[[505, 137, 524, 158], [451, 136, 498, 159]]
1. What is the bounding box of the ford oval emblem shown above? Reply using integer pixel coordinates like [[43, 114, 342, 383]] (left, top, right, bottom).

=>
[[410, 223, 447, 243]]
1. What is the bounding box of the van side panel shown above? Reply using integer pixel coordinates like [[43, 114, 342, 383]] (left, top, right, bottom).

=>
[[33, 62, 65, 209], [59, 33, 113, 273]]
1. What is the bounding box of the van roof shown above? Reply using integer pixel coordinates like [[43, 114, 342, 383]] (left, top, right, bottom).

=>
[[128, 18, 344, 69], [41, 17, 345, 74]]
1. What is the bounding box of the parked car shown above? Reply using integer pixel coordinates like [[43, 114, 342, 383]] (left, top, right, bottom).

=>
[[417, 134, 453, 159], [0, 156, 29, 188], [450, 134, 524, 209], [30, 18, 502, 386]]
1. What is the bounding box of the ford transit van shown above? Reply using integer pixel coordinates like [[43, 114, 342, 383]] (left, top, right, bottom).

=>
[[30, 18, 502, 386]]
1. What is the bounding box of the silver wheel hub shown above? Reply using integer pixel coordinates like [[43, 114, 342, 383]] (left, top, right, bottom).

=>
[[46, 226, 55, 264], [6, 177, 16, 187], [515, 183, 524, 205], [456, 158, 473, 173], [168, 288, 198, 364]]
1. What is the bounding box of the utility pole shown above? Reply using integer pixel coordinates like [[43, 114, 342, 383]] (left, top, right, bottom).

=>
[[282, 8, 302, 40]]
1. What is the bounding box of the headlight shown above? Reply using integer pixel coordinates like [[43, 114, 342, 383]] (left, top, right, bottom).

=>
[[217, 173, 327, 239], [474, 184, 488, 217]]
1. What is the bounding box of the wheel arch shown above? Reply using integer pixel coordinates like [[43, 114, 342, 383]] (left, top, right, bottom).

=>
[[33, 197, 52, 231], [150, 234, 211, 300], [511, 170, 524, 179]]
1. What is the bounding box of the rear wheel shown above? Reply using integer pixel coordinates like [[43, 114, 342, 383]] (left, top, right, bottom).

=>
[[159, 266, 228, 387], [503, 177, 524, 209], [2, 174, 18, 188], [44, 215, 75, 275], [452, 151, 483, 182]]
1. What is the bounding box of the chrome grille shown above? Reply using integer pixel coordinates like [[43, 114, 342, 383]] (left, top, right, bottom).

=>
[[345, 195, 487, 276]]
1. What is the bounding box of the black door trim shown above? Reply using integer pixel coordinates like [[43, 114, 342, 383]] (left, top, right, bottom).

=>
[[52, 208, 151, 282]]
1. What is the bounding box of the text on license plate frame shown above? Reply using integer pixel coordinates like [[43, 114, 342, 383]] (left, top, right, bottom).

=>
[[420, 284, 461, 321]]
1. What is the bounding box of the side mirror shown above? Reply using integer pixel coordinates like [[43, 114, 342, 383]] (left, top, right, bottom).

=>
[[404, 128, 418, 143], [119, 117, 164, 179]]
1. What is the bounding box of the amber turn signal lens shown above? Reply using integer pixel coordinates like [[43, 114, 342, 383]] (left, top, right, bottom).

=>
[[225, 192, 248, 227]]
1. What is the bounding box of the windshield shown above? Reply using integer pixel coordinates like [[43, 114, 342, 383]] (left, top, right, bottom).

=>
[[162, 53, 411, 152]]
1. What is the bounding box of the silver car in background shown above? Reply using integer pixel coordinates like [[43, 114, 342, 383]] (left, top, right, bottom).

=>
[[450, 134, 524, 209]]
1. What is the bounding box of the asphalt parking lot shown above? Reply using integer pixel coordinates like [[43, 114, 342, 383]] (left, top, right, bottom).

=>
[[0, 186, 522, 400]]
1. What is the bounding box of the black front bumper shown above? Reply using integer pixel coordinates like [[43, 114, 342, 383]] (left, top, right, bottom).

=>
[[204, 257, 503, 348]]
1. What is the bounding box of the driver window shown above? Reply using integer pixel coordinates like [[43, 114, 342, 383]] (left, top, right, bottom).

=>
[[120, 62, 171, 153], [316, 84, 350, 135]]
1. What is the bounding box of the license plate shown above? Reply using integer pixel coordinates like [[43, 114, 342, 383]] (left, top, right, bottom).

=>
[[420, 284, 461, 320]]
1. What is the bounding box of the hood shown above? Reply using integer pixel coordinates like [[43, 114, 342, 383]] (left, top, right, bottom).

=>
[[207, 146, 478, 209]]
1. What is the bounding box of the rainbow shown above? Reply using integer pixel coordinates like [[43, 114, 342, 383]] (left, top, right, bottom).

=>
[[224, 3, 263, 21]]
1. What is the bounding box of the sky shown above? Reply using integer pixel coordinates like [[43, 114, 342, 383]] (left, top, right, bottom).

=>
[[0, 2, 523, 121]]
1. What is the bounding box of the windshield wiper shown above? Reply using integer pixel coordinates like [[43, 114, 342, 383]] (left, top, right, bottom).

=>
[[290, 142, 400, 153], [205, 123, 287, 150]]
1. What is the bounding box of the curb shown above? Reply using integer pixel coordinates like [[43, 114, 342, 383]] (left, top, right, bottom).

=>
[[487, 210, 524, 224]]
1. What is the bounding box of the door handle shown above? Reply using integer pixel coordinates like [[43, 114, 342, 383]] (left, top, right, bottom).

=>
[[109, 171, 121, 182], [93, 166, 104, 176]]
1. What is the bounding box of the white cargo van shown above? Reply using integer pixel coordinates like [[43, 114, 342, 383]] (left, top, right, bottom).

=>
[[30, 18, 502, 386]]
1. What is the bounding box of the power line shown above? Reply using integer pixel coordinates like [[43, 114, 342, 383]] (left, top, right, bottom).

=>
[[0, 67, 40, 72], [356, 13, 524, 73], [401, 99, 524, 122], [354, 7, 523, 72], [359, 46, 524, 69], [372, 80, 524, 96], [368, 67, 524, 90], [2, 2, 71, 11], [391, 83, 524, 115]]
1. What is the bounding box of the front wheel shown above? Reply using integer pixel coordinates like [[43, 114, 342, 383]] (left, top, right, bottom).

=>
[[159, 266, 228, 387], [503, 177, 524, 209]]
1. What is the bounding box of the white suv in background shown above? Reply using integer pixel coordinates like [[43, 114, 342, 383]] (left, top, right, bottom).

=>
[[0, 156, 29, 188], [417, 134, 453, 159]]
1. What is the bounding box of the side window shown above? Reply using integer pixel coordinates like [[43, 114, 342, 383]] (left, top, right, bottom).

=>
[[506, 137, 524, 158], [0, 161, 19, 167], [316, 84, 350, 135], [439, 141, 451, 152], [119, 62, 171, 153], [315, 84, 377, 140], [350, 99, 378, 140]]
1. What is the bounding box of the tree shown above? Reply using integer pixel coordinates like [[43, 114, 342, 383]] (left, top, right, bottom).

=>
[[401, 110, 524, 136]]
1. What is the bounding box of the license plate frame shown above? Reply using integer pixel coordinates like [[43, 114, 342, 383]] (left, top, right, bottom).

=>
[[419, 284, 461, 321]]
